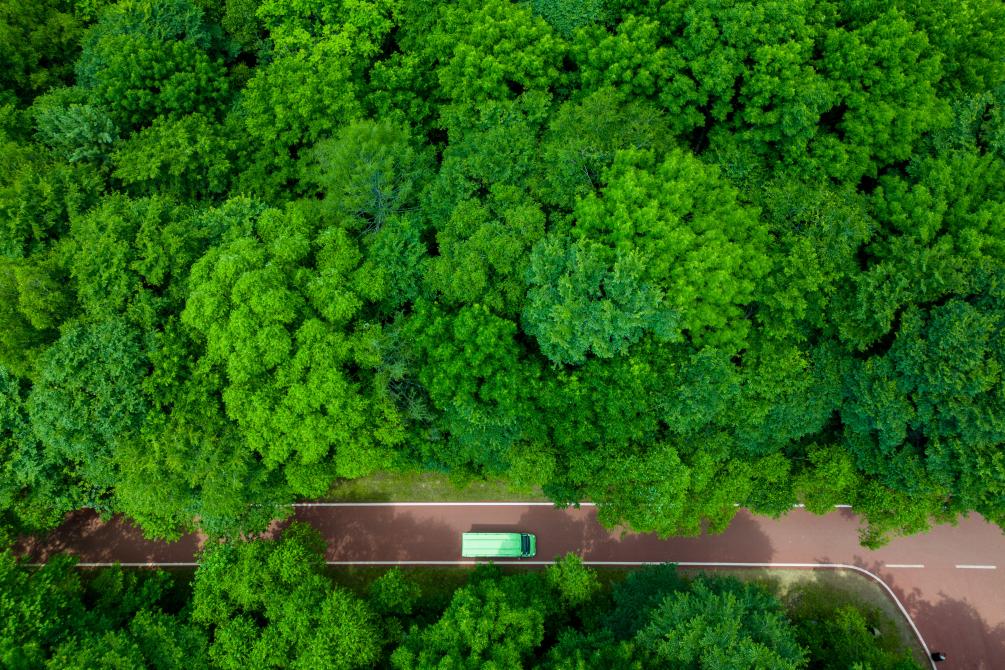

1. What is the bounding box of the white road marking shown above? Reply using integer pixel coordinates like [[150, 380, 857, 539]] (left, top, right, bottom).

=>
[[27, 562, 199, 567], [293, 502, 857, 508], [885, 564, 925, 568], [955, 564, 997, 569], [291, 502, 595, 507]]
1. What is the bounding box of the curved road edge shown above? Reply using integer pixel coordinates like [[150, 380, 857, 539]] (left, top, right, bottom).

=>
[[28, 558, 936, 669]]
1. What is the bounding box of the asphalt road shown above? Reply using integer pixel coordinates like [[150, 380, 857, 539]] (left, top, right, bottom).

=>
[[18, 504, 1005, 669]]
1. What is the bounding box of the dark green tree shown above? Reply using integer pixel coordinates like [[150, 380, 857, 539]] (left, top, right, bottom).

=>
[[523, 236, 679, 365], [390, 567, 550, 670], [75, 0, 229, 129], [27, 318, 149, 495]]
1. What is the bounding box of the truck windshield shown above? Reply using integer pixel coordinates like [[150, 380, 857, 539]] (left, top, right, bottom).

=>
[[521, 534, 530, 555]]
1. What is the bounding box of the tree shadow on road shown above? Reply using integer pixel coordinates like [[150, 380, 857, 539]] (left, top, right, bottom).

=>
[[16, 510, 204, 565], [291, 505, 459, 562], [513, 505, 776, 565], [846, 556, 1005, 670]]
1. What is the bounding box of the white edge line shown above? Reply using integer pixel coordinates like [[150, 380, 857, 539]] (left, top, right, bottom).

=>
[[26, 562, 200, 567], [25, 558, 933, 669], [291, 502, 594, 507], [955, 564, 997, 569], [291, 502, 855, 508]]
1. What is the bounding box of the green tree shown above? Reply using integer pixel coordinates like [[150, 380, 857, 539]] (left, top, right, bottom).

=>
[[192, 523, 381, 670], [0, 367, 78, 538], [111, 113, 238, 199], [427, 185, 545, 318], [426, 91, 551, 220], [28, 318, 149, 494], [835, 149, 1004, 349], [1, 552, 206, 670], [68, 195, 204, 327], [301, 119, 432, 233], [0, 253, 72, 376], [118, 319, 287, 539], [635, 577, 807, 670], [531, 0, 606, 38], [842, 295, 1005, 537], [572, 149, 770, 351], [809, 6, 949, 180], [790, 581, 924, 669], [608, 563, 688, 640], [391, 569, 548, 670], [301, 119, 431, 312], [546, 554, 601, 608], [0, 127, 102, 259], [235, 0, 396, 192], [0, 0, 83, 106], [0, 552, 84, 668], [75, 0, 229, 129], [422, 0, 566, 104], [523, 236, 679, 365], [368, 567, 421, 617], [539, 629, 641, 670], [535, 88, 674, 208], [403, 300, 540, 473], [890, 0, 1005, 96], [570, 436, 781, 537], [183, 201, 405, 496], [32, 90, 118, 164]]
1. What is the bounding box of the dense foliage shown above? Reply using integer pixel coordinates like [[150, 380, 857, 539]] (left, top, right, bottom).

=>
[[1, 525, 924, 669], [2, 0, 1005, 546]]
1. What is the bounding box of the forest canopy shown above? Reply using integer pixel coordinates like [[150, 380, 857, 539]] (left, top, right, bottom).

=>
[[2, 0, 1005, 546]]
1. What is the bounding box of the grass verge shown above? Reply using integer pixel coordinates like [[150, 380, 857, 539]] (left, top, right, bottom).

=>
[[324, 470, 549, 502]]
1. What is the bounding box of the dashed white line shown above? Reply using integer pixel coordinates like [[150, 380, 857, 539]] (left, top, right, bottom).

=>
[[886, 564, 925, 568], [955, 564, 997, 570]]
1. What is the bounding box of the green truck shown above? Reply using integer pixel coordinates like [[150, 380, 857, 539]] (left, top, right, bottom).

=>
[[461, 532, 536, 558]]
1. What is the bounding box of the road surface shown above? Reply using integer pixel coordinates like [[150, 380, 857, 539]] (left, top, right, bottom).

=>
[[17, 504, 1005, 669]]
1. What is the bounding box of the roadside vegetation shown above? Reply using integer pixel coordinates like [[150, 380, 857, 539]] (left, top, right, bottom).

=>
[[2, 0, 1005, 549], [1, 524, 924, 669]]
